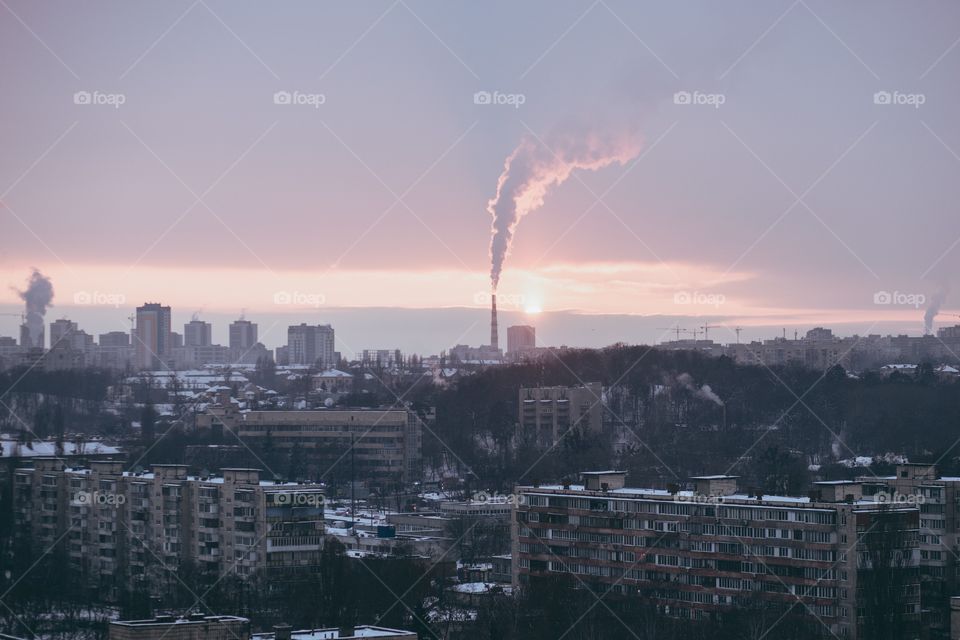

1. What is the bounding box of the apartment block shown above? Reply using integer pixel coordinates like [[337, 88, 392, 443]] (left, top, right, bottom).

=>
[[12, 461, 324, 598], [858, 463, 960, 635], [197, 407, 422, 486], [519, 383, 603, 446], [512, 471, 920, 639]]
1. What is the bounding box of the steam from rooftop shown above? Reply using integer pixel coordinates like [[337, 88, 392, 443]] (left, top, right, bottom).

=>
[[487, 123, 643, 291]]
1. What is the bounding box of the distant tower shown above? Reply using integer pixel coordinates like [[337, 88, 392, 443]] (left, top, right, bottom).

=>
[[491, 294, 499, 350]]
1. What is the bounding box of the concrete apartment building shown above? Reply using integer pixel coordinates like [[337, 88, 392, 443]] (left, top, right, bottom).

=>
[[197, 406, 422, 486], [506, 325, 536, 358], [857, 463, 960, 635], [512, 471, 921, 639], [134, 303, 172, 370], [519, 383, 603, 446], [287, 324, 335, 368], [183, 320, 213, 347], [12, 461, 324, 598]]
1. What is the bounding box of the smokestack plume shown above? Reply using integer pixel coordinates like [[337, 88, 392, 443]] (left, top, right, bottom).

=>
[[15, 269, 54, 348], [924, 286, 947, 335], [491, 294, 499, 350], [487, 123, 643, 291]]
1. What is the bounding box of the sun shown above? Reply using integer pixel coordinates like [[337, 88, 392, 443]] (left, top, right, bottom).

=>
[[524, 304, 542, 315]]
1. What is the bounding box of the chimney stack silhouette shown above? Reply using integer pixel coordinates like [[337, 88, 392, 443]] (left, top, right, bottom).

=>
[[491, 294, 499, 350]]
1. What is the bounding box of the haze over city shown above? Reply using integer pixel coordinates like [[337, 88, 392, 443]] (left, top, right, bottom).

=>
[[3, 1, 959, 354], [3, 4, 960, 640]]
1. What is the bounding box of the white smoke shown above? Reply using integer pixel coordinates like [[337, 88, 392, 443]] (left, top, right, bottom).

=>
[[487, 123, 643, 290], [14, 269, 54, 348], [677, 373, 724, 406], [924, 286, 948, 335]]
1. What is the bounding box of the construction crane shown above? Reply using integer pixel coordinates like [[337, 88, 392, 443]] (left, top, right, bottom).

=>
[[700, 323, 718, 342], [657, 325, 684, 341], [686, 328, 704, 341]]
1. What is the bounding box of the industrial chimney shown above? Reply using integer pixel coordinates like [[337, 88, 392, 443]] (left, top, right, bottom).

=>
[[490, 293, 499, 350]]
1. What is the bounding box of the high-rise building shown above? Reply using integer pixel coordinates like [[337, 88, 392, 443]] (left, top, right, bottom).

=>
[[49, 318, 78, 346], [183, 320, 212, 347], [287, 323, 335, 368], [507, 325, 536, 355], [512, 471, 921, 640], [98, 331, 133, 370], [229, 319, 258, 351], [134, 303, 172, 370]]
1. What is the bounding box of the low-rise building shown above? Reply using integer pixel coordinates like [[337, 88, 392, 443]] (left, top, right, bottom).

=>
[[519, 383, 603, 446], [109, 615, 250, 640]]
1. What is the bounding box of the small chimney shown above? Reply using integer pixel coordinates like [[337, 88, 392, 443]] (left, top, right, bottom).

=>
[[491, 293, 499, 350], [273, 624, 292, 640]]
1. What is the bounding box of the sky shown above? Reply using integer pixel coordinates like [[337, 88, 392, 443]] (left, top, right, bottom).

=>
[[1, 1, 959, 355]]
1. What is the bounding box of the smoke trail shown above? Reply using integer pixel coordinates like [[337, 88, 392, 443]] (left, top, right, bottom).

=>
[[677, 373, 724, 406], [14, 269, 54, 348], [924, 287, 947, 335], [487, 124, 643, 290]]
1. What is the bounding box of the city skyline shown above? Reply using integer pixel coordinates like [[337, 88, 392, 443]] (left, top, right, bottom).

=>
[[2, 1, 959, 350]]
